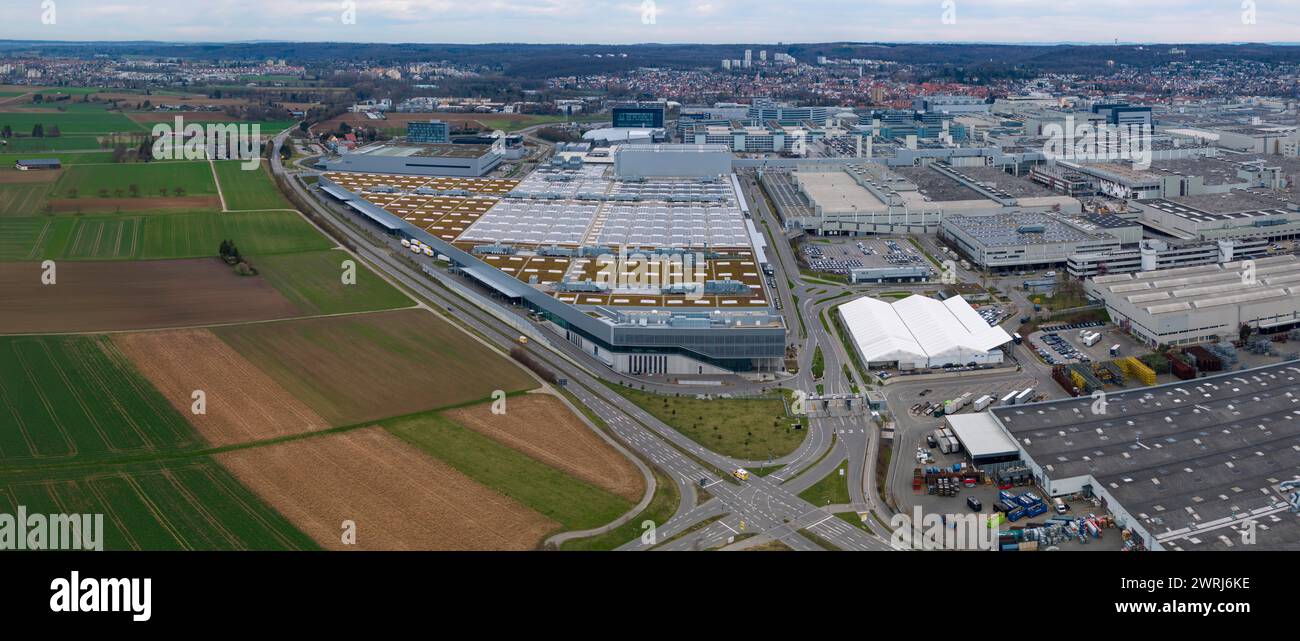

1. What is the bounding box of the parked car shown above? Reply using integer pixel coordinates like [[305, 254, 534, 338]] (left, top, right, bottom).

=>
[[966, 497, 983, 512]]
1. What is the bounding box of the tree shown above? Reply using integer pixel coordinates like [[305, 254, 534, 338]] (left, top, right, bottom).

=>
[[1239, 323, 1253, 343], [1, 125, 10, 138], [31, 124, 44, 138], [48, 125, 61, 138]]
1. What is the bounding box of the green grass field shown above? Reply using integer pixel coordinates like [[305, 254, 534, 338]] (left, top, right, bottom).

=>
[[385, 411, 633, 533], [53, 161, 217, 199], [0, 182, 55, 216], [608, 385, 806, 460], [797, 460, 852, 506], [0, 336, 204, 464], [0, 135, 105, 153], [0, 217, 73, 259], [0, 210, 330, 261], [0, 458, 318, 550], [252, 249, 411, 315], [0, 109, 144, 134], [140, 210, 330, 259], [0, 151, 114, 165], [61, 216, 143, 259], [213, 160, 291, 210]]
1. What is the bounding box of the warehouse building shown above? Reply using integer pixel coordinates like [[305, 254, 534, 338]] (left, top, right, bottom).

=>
[[1129, 195, 1300, 242], [943, 413, 1020, 468], [940, 211, 1122, 271], [839, 294, 1012, 369], [14, 158, 61, 170], [321, 142, 502, 177], [613, 143, 732, 179], [1085, 254, 1300, 347], [1066, 236, 1270, 278], [988, 361, 1300, 550], [406, 120, 450, 144]]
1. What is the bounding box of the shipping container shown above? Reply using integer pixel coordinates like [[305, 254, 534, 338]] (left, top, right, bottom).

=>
[[1000, 391, 1018, 406], [974, 395, 993, 412], [1014, 388, 1034, 404]]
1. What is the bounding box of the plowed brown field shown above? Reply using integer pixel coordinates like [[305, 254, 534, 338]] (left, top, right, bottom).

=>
[[0, 259, 302, 334], [216, 427, 557, 550], [445, 394, 644, 502], [112, 328, 330, 446]]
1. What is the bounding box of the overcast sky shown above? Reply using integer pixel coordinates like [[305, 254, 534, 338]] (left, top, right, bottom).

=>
[[7, 0, 1300, 45]]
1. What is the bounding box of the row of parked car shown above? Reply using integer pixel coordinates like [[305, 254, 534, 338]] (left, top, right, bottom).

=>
[[1035, 332, 1091, 366]]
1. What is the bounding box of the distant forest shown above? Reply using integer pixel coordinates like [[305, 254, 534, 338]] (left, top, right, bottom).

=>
[[4, 41, 1300, 80]]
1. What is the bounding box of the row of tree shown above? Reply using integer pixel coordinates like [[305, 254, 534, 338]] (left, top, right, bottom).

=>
[[1, 124, 63, 138]]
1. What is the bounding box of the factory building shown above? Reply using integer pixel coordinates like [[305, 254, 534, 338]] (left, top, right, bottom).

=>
[[1085, 255, 1300, 347], [988, 361, 1300, 550], [406, 120, 450, 144], [1129, 196, 1300, 242], [1067, 237, 1271, 278], [940, 211, 1122, 271], [320, 142, 502, 177], [684, 121, 825, 154], [613, 143, 733, 179], [839, 294, 1012, 370], [913, 95, 990, 115]]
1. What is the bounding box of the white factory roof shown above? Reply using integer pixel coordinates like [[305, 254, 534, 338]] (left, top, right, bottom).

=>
[[839, 295, 1012, 364], [583, 127, 659, 143], [945, 413, 1019, 459]]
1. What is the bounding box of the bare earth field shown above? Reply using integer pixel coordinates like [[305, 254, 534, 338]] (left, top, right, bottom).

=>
[[216, 427, 558, 550], [212, 309, 537, 426], [0, 170, 62, 185], [112, 328, 330, 447], [0, 259, 302, 334], [445, 394, 643, 502]]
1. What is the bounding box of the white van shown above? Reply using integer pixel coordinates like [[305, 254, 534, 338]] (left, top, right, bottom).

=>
[[1054, 498, 1068, 514]]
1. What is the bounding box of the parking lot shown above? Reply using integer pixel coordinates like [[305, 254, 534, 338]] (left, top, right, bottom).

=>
[[802, 237, 928, 275]]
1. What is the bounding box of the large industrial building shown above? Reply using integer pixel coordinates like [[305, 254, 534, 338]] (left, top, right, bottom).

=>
[[314, 144, 786, 375], [839, 294, 1012, 369], [613, 143, 733, 179], [941, 211, 1123, 271], [320, 142, 502, 177], [406, 120, 450, 144], [1085, 254, 1300, 347], [988, 361, 1300, 550], [1066, 237, 1271, 278]]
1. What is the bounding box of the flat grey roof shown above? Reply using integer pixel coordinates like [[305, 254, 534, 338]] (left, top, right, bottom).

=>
[[894, 166, 989, 202], [945, 211, 1111, 248], [991, 360, 1300, 550]]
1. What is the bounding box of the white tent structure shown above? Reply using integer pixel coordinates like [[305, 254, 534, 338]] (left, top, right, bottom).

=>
[[839, 295, 1012, 369]]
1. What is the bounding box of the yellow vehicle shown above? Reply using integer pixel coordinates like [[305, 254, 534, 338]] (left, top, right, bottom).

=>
[[732, 468, 750, 482], [517, 335, 529, 345]]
